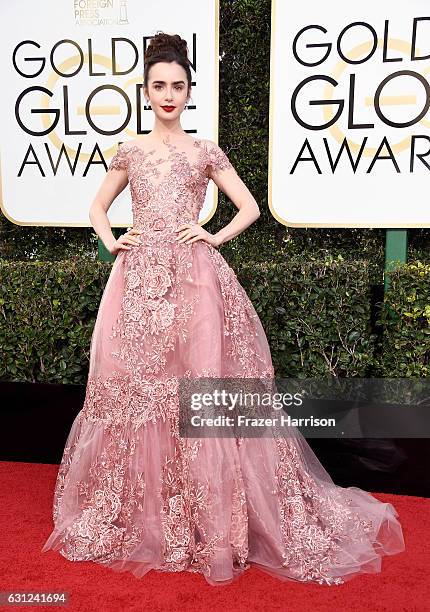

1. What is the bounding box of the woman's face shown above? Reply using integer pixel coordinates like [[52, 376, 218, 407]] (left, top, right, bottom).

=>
[[145, 61, 190, 121]]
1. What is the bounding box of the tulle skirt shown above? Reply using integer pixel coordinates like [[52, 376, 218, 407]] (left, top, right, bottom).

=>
[[41, 238, 405, 586]]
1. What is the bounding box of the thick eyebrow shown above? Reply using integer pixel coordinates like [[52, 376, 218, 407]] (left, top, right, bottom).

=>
[[151, 80, 186, 85]]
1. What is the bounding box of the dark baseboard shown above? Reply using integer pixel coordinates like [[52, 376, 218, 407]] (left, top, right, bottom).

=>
[[1, 381, 428, 497], [1, 380, 86, 464]]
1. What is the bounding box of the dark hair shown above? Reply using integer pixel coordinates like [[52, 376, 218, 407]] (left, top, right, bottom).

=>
[[144, 32, 192, 95]]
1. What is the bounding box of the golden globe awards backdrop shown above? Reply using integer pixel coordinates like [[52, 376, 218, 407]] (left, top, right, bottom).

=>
[[0, 0, 220, 228], [269, 0, 430, 227]]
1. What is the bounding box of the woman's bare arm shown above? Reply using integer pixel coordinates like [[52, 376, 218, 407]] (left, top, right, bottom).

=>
[[175, 146, 261, 248], [209, 163, 260, 247], [88, 165, 134, 253]]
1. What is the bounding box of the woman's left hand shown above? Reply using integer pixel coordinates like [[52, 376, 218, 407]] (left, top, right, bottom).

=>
[[174, 223, 220, 247]]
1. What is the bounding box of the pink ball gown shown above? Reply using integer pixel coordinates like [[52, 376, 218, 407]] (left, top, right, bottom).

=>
[[41, 135, 405, 586]]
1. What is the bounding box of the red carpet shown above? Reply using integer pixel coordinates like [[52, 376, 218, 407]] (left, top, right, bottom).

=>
[[1, 461, 428, 612]]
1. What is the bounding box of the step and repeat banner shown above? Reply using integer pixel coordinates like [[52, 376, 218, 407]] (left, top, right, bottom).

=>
[[0, 0, 220, 228], [269, 0, 430, 227]]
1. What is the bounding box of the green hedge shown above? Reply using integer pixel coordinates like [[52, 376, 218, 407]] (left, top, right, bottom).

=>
[[236, 256, 376, 377], [0, 258, 107, 384], [4, 255, 427, 384], [375, 261, 430, 377]]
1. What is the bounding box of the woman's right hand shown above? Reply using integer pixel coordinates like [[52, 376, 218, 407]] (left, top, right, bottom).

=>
[[109, 227, 142, 255]]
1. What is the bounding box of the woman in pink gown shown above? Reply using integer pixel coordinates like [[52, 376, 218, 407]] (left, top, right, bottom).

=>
[[41, 32, 405, 586]]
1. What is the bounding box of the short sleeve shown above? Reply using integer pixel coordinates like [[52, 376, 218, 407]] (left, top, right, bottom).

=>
[[108, 144, 128, 172], [207, 141, 234, 177]]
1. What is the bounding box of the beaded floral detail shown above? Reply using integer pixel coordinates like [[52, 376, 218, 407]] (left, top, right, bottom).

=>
[[272, 436, 374, 585], [108, 136, 234, 234], [105, 137, 237, 379], [55, 420, 145, 564]]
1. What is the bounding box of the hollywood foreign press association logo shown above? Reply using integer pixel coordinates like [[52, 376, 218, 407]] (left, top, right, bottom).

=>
[[74, 0, 129, 27]]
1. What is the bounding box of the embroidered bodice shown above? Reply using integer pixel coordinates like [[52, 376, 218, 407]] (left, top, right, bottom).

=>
[[108, 136, 233, 240]]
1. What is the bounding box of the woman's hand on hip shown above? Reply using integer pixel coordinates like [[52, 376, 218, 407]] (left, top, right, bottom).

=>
[[174, 223, 220, 247], [109, 227, 142, 255]]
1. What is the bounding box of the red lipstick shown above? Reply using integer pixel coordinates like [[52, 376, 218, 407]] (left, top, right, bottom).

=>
[[161, 106, 176, 112]]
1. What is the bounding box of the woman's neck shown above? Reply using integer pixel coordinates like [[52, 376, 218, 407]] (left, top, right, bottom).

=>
[[149, 120, 187, 140]]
